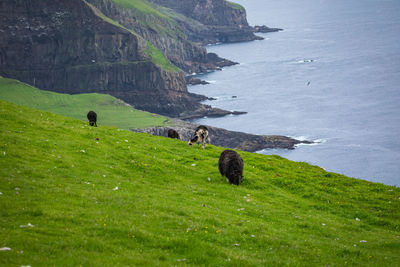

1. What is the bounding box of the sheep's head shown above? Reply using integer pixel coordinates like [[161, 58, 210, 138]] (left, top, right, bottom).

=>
[[231, 171, 243, 185]]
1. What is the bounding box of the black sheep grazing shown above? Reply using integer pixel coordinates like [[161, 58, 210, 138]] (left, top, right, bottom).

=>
[[87, 111, 97, 127], [167, 129, 180, 139], [188, 125, 209, 149], [218, 150, 244, 185]]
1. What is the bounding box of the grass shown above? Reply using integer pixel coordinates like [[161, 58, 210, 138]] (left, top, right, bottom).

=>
[[145, 41, 180, 72], [0, 77, 168, 130], [0, 100, 399, 266], [110, 0, 186, 39], [225, 0, 245, 11]]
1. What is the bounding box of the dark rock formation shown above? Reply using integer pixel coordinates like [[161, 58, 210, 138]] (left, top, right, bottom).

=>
[[148, 0, 263, 44], [253, 25, 283, 33], [186, 77, 210, 86], [134, 119, 313, 152]]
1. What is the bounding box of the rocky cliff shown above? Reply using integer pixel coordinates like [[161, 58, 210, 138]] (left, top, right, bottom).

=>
[[86, 0, 237, 74], [0, 0, 205, 116], [148, 0, 261, 44], [0, 0, 271, 118]]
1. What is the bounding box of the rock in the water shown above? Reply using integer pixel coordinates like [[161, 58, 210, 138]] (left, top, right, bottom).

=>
[[253, 25, 283, 33]]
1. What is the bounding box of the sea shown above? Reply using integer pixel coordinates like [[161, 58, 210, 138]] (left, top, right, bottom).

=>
[[188, 0, 400, 186]]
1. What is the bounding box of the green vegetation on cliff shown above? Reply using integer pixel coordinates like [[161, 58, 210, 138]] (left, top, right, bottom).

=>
[[0, 100, 399, 266], [86, 0, 179, 72], [110, 0, 185, 39], [0, 77, 168, 130], [145, 41, 180, 72], [226, 0, 245, 10]]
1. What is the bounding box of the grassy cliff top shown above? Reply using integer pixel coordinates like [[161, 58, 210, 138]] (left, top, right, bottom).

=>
[[226, 0, 245, 11], [0, 77, 169, 130], [0, 100, 399, 266]]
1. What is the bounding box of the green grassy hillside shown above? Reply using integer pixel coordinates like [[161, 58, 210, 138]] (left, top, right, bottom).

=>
[[0, 100, 399, 266], [0, 77, 168, 130]]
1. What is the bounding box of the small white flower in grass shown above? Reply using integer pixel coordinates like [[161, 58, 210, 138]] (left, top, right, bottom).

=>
[[125, 140, 128, 142], [191, 163, 196, 167], [21, 265, 31, 267], [360, 240, 367, 243], [251, 235, 255, 237], [322, 223, 326, 226], [233, 243, 240, 247], [103, 175, 106, 177], [207, 177, 211, 181], [246, 199, 251, 202], [0, 247, 11, 251], [2, 152, 5, 156], [113, 186, 119, 191], [80, 150, 86, 153], [355, 218, 360, 221], [20, 223, 34, 228], [0, 192, 2, 195]]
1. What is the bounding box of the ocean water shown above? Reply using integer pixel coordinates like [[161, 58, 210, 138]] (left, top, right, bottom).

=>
[[188, 0, 400, 186]]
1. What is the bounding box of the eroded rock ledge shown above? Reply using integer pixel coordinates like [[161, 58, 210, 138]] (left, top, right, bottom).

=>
[[133, 119, 313, 152]]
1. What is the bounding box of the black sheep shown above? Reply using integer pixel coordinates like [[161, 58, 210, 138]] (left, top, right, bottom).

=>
[[218, 150, 244, 185], [87, 111, 97, 127], [167, 129, 180, 139]]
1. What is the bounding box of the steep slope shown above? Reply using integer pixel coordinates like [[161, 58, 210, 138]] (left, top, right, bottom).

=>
[[87, 0, 236, 73], [149, 0, 262, 44], [0, 0, 204, 116], [1, 100, 399, 265], [0, 77, 169, 130]]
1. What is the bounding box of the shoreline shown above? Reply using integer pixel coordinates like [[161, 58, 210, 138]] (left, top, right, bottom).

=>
[[132, 118, 313, 152]]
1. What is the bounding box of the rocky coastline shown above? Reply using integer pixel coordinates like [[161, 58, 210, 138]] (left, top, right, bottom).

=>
[[133, 119, 313, 152]]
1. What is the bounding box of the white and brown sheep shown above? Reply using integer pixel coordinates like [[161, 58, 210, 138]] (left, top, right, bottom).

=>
[[188, 125, 209, 149], [218, 150, 244, 185]]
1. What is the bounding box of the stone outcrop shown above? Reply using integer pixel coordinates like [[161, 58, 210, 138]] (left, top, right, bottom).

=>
[[134, 119, 313, 152], [148, 0, 262, 44], [253, 25, 283, 33]]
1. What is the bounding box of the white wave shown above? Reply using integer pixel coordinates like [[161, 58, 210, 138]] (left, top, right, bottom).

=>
[[291, 137, 327, 148], [206, 80, 217, 84], [296, 59, 315, 63]]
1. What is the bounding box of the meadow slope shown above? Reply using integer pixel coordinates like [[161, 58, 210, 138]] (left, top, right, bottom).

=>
[[0, 100, 399, 266], [0, 77, 168, 130]]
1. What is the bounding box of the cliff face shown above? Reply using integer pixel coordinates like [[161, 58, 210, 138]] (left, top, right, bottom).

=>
[[87, 0, 235, 74], [148, 0, 260, 44], [0, 0, 202, 116]]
